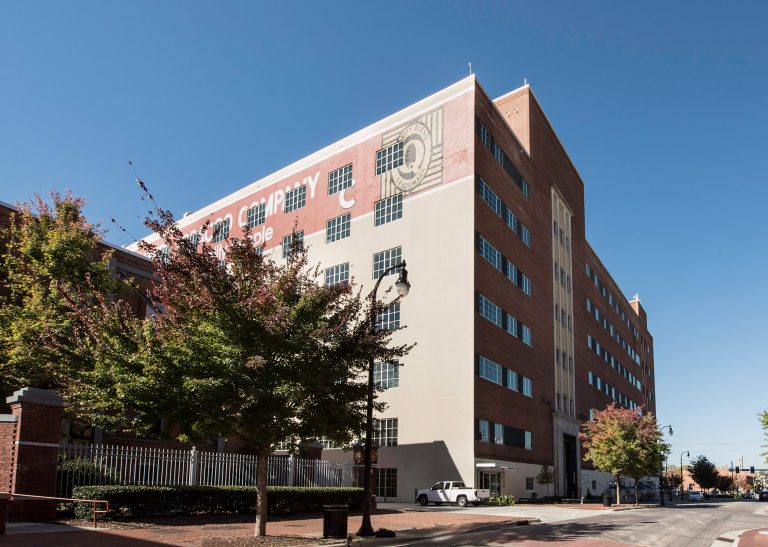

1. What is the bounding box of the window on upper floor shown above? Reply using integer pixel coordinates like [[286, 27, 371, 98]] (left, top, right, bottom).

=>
[[477, 177, 503, 217], [374, 361, 399, 389], [478, 419, 490, 443], [247, 203, 266, 229], [376, 302, 400, 331], [328, 164, 353, 195], [522, 376, 533, 397], [284, 185, 306, 213], [477, 295, 502, 327], [376, 142, 404, 175], [494, 423, 504, 445], [281, 231, 304, 258], [478, 356, 502, 385], [374, 193, 403, 226], [212, 218, 230, 243], [372, 246, 402, 279], [324, 262, 349, 286], [326, 213, 351, 243], [373, 418, 398, 447]]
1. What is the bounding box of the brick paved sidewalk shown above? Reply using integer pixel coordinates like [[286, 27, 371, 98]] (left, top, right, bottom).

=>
[[739, 528, 768, 547], [0, 509, 530, 546]]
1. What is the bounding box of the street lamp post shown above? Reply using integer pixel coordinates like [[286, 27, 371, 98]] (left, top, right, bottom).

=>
[[659, 425, 673, 506], [680, 450, 689, 500], [357, 261, 410, 537]]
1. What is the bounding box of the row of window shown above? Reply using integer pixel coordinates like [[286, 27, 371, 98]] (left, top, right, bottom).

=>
[[554, 304, 572, 332], [587, 371, 640, 411], [587, 334, 642, 391], [553, 261, 572, 293], [586, 298, 640, 365], [585, 263, 640, 341], [477, 355, 533, 397], [477, 418, 532, 450], [476, 120, 530, 198], [477, 235, 532, 296], [477, 178, 532, 248], [477, 294, 533, 346], [555, 348, 573, 373], [556, 391, 575, 417], [322, 246, 403, 289], [553, 220, 571, 253]]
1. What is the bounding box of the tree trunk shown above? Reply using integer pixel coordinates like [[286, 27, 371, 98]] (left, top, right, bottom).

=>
[[255, 446, 269, 537], [615, 474, 621, 505], [634, 479, 639, 505]]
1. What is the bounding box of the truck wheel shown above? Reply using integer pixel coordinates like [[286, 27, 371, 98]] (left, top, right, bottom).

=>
[[418, 495, 429, 506], [457, 495, 468, 508]]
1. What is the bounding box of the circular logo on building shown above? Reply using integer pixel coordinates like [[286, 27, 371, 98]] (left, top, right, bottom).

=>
[[391, 122, 432, 192]]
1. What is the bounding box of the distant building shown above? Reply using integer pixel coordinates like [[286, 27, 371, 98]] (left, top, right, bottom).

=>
[[131, 76, 657, 500]]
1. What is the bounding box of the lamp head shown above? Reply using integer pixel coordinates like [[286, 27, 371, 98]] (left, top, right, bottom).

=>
[[395, 261, 410, 297]]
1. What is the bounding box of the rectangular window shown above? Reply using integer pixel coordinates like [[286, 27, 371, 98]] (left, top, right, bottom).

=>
[[506, 313, 518, 338], [373, 418, 398, 447], [494, 423, 504, 445], [328, 164, 353, 195], [326, 213, 351, 243], [284, 185, 307, 213], [478, 419, 490, 442], [522, 376, 533, 397], [374, 361, 399, 389], [521, 275, 532, 296], [212, 218, 230, 243], [493, 142, 504, 164], [479, 122, 491, 148], [376, 302, 400, 331], [478, 356, 502, 385], [507, 261, 519, 285], [376, 141, 404, 175], [376, 468, 397, 498], [507, 369, 518, 391], [525, 430, 532, 450], [521, 325, 532, 346], [506, 209, 518, 232], [246, 203, 266, 228], [325, 262, 350, 286], [477, 235, 503, 271], [521, 226, 531, 248], [187, 233, 199, 247], [478, 295, 502, 327], [372, 246, 402, 279], [281, 231, 304, 258], [525, 477, 534, 490], [478, 178, 503, 217], [374, 194, 403, 226]]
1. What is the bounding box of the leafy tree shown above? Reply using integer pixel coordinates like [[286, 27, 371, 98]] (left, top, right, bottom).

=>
[[579, 403, 670, 505], [716, 474, 734, 493], [67, 192, 412, 536], [535, 465, 554, 498], [0, 192, 120, 401], [688, 455, 718, 490], [761, 410, 768, 464]]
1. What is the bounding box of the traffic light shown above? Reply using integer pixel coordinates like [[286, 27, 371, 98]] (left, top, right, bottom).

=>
[[751, 466, 755, 474], [735, 466, 740, 474]]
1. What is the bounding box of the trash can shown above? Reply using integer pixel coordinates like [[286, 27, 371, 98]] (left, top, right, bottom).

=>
[[602, 493, 611, 507], [322, 504, 348, 539]]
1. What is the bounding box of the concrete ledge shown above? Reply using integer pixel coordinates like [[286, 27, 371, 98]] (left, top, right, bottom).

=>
[[6, 388, 63, 407], [0, 415, 18, 423]]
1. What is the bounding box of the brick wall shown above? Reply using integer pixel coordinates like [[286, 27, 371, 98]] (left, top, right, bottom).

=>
[[0, 416, 17, 494]]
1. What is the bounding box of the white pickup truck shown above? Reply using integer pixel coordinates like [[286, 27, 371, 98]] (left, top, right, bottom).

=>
[[415, 481, 491, 507]]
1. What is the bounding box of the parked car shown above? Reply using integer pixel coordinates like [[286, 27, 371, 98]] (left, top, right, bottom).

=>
[[415, 481, 491, 507], [687, 492, 704, 501], [759, 491, 768, 501]]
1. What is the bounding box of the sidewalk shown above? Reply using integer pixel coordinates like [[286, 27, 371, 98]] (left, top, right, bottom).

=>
[[0, 507, 533, 546]]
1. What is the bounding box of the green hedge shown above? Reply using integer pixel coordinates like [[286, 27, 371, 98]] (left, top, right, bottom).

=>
[[72, 485, 363, 519]]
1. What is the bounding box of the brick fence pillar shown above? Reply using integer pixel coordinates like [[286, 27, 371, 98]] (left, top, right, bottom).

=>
[[6, 387, 64, 521]]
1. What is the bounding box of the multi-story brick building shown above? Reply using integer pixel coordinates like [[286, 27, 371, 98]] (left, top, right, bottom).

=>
[[131, 75, 656, 501]]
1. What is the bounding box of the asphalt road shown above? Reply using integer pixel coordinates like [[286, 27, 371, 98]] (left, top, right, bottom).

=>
[[389, 500, 768, 546]]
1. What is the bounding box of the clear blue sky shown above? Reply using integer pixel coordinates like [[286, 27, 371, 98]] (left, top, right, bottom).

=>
[[1, 1, 766, 470]]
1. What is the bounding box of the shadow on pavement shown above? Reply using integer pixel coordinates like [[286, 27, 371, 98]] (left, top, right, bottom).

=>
[[1, 529, 171, 546]]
